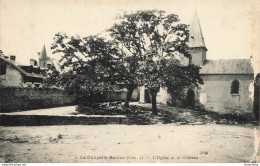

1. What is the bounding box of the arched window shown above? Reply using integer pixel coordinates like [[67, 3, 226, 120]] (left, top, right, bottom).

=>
[[231, 80, 239, 94]]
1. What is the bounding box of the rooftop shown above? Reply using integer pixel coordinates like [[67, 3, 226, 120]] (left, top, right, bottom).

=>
[[200, 59, 254, 74], [0, 56, 45, 79]]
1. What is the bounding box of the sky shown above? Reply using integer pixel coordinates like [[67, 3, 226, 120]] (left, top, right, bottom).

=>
[[0, 0, 260, 72]]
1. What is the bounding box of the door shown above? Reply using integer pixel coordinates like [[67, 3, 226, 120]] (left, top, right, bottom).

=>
[[200, 92, 207, 105]]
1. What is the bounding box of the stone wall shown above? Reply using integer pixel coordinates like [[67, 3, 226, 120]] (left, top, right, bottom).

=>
[[199, 74, 254, 114], [105, 88, 139, 102], [140, 86, 186, 105], [0, 87, 76, 113], [0, 87, 139, 113], [0, 114, 127, 126]]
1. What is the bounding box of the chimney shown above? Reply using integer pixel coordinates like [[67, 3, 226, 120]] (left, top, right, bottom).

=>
[[0, 50, 4, 57], [30, 59, 35, 66], [38, 52, 41, 57], [10, 55, 16, 61], [30, 59, 38, 66]]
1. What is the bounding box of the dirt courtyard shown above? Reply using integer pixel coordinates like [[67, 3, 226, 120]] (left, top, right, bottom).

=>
[[0, 124, 259, 163]]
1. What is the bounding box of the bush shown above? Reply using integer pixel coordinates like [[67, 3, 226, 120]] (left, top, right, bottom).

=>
[[219, 112, 254, 124]]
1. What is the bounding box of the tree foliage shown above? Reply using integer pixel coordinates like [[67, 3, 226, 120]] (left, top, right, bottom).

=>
[[49, 33, 121, 104], [109, 10, 202, 114], [47, 10, 203, 115]]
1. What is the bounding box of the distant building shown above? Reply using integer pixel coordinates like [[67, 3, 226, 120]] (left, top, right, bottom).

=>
[[0, 56, 44, 87], [30, 45, 56, 69], [139, 11, 254, 114], [38, 45, 53, 69], [0, 45, 59, 87]]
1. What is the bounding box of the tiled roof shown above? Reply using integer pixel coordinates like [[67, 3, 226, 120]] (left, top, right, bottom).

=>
[[200, 59, 254, 74], [0, 56, 45, 79], [187, 10, 206, 48]]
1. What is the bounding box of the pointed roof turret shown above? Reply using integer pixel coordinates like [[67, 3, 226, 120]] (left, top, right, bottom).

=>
[[188, 10, 207, 49], [39, 44, 49, 60]]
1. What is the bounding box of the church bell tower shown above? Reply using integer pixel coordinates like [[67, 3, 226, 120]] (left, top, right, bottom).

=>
[[188, 10, 207, 66], [38, 44, 50, 68]]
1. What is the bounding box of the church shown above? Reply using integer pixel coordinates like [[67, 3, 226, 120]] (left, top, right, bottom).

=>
[[139, 11, 254, 114], [30, 45, 54, 69]]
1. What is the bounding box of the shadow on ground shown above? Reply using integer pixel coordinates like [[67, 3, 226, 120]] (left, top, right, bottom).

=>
[[0, 102, 257, 126], [122, 103, 256, 125]]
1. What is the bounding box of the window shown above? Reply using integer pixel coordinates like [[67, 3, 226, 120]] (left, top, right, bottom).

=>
[[231, 80, 239, 94], [0, 63, 6, 75]]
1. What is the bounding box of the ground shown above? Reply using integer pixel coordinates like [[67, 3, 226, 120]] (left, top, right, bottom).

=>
[[124, 103, 255, 125], [2, 102, 254, 125], [0, 125, 259, 163], [0, 103, 259, 163]]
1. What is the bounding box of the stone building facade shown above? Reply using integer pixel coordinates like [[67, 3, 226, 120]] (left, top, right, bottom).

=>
[[0, 59, 24, 87], [139, 11, 254, 114], [199, 60, 254, 113], [0, 56, 44, 87], [0, 45, 57, 87]]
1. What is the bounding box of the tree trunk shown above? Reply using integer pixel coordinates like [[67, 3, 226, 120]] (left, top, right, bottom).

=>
[[150, 88, 159, 115], [124, 86, 135, 107]]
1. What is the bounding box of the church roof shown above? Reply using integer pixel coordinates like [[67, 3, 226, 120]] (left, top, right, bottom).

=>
[[200, 59, 254, 74], [39, 45, 49, 60], [188, 10, 206, 48]]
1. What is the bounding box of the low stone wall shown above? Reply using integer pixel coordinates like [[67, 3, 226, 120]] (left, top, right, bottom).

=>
[[0, 87, 140, 113], [0, 87, 76, 113], [0, 114, 127, 126]]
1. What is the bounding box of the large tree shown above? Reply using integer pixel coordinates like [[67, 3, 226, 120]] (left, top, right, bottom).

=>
[[49, 32, 120, 105], [109, 10, 203, 114], [109, 14, 145, 107]]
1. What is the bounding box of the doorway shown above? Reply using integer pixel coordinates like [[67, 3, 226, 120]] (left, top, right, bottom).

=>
[[186, 89, 195, 107], [144, 89, 151, 103]]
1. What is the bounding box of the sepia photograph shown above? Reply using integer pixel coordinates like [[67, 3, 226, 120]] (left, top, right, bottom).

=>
[[0, 0, 260, 164]]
